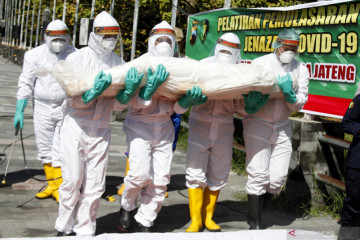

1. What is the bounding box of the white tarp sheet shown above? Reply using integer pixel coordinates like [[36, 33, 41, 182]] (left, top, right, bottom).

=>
[[37, 56, 296, 100]]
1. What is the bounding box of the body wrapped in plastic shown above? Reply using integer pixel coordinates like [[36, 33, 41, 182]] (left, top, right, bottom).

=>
[[36, 56, 296, 100]]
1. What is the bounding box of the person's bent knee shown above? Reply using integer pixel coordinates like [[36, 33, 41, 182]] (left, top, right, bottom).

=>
[[128, 174, 151, 186], [267, 175, 287, 193]]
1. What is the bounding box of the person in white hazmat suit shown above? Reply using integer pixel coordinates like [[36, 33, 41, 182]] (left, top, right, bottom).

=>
[[14, 20, 76, 203], [117, 21, 208, 232], [185, 33, 269, 232], [116, 23, 183, 198], [243, 29, 309, 229], [54, 11, 147, 236]]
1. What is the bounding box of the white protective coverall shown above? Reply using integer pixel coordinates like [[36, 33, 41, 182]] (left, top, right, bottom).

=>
[[242, 52, 309, 196], [186, 33, 243, 191], [16, 20, 75, 168], [55, 11, 147, 236], [120, 21, 188, 228]]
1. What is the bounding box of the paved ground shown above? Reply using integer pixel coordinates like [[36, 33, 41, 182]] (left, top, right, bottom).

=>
[[0, 55, 340, 239]]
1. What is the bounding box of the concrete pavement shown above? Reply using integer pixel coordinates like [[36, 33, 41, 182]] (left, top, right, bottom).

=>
[[0, 56, 339, 239]]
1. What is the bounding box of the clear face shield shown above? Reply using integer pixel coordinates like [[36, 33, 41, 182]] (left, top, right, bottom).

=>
[[148, 28, 178, 57], [93, 26, 123, 55], [51, 38, 67, 53], [209, 38, 241, 64], [45, 29, 69, 54], [154, 36, 176, 57], [273, 37, 300, 64], [114, 30, 125, 58]]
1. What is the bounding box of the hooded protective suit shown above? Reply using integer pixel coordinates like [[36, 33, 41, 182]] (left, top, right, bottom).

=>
[[186, 33, 243, 190], [241, 29, 309, 196], [55, 11, 146, 236], [120, 21, 188, 228], [16, 20, 75, 168], [184, 33, 244, 232]]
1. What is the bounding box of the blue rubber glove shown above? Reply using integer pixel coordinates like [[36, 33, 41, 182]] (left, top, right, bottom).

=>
[[116, 67, 144, 104], [139, 64, 169, 100], [14, 99, 28, 129], [277, 73, 297, 104], [82, 70, 112, 103], [242, 91, 269, 114], [178, 86, 208, 109]]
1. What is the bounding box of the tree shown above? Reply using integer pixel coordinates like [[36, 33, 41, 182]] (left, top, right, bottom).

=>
[[46, 0, 316, 61]]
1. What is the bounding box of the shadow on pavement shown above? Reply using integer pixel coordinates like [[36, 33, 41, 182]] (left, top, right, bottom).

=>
[[0, 169, 45, 188], [168, 174, 187, 192], [102, 175, 124, 199]]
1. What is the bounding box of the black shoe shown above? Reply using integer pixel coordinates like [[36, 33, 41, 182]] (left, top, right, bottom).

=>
[[134, 222, 150, 232], [56, 231, 76, 237], [117, 207, 131, 232], [247, 194, 264, 230]]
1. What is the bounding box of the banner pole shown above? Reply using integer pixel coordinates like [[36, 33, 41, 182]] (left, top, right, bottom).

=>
[[90, 0, 95, 19], [61, 0, 66, 22], [72, 0, 79, 46], [34, 0, 41, 47], [171, 0, 177, 27], [130, 0, 139, 60], [52, 0, 55, 20], [29, 0, 35, 49], [224, 0, 231, 8], [110, 0, 114, 16]]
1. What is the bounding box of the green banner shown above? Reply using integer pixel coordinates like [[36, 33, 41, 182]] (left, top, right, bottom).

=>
[[185, 0, 360, 118]]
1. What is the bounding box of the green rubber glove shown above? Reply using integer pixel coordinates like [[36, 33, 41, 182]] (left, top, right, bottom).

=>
[[242, 91, 269, 114], [116, 67, 144, 104], [82, 70, 112, 103], [277, 73, 297, 104], [14, 99, 28, 129], [139, 64, 169, 100], [178, 86, 208, 109]]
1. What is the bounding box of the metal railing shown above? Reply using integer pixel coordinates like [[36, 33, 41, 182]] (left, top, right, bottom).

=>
[[316, 132, 350, 192]]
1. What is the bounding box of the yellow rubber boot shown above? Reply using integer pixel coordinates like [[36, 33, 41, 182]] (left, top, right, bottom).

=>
[[202, 188, 221, 232], [186, 188, 203, 232], [118, 157, 130, 196], [36, 164, 55, 199], [51, 167, 63, 203]]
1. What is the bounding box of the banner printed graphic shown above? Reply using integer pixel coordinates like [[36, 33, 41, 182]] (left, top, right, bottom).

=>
[[185, 0, 360, 118]]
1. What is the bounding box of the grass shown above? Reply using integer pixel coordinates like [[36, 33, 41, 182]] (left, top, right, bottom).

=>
[[301, 186, 345, 220], [233, 191, 248, 202], [176, 126, 189, 151], [232, 148, 246, 175]]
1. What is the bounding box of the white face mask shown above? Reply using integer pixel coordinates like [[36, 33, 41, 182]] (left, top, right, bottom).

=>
[[217, 52, 234, 64], [101, 38, 117, 52], [155, 42, 172, 57], [279, 50, 296, 64], [50, 39, 67, 54]]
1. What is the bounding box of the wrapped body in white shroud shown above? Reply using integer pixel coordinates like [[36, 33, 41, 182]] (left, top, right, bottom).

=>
[[37, 56, 294, 100]]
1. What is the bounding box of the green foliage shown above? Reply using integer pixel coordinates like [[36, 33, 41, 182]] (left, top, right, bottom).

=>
[[233, 190, 248, 201], [176, 110, 190, 151], [15, 0, 315, 60], [176, 124, 189, 151], [302, 186, 345, 220], [232, 148, 246, 174], [290, 111, 304, 118]]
